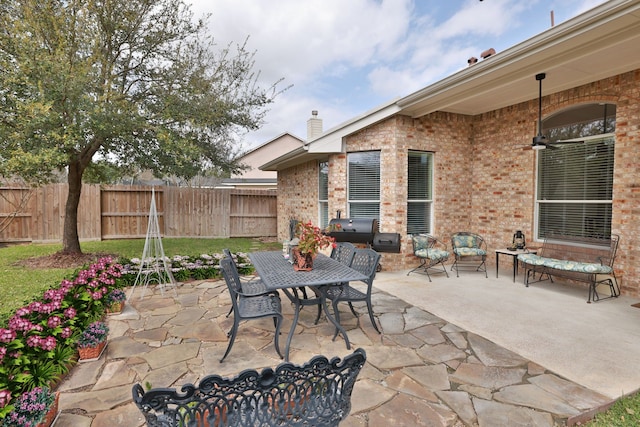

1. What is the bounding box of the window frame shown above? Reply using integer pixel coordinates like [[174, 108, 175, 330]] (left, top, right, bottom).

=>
[[534, 133, 615, 243], [318, 161, 329, 228], [347, 151, 380, 220], [407, 151, 434, 235]]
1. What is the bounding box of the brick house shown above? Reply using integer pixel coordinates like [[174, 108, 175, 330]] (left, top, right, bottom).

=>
[[261, 0, 640, 297]]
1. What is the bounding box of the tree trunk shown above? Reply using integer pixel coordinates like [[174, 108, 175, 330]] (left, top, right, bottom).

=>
[[62, 162, 83, 254]]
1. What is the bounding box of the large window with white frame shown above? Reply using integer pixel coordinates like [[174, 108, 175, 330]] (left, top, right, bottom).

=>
[[318, 161, 329, 228], [536, 103, 615, 242], [347, 151, 380, 219], [407, 151, 433, 234]]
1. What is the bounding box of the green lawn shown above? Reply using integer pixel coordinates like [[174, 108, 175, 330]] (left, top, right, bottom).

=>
[[0, 238, 280, 322]]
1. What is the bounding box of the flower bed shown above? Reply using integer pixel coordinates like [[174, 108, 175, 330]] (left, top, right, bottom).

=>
[[117, 251, 254, 285], [0, 250, 255, 422], [0, 257, 123, 422]]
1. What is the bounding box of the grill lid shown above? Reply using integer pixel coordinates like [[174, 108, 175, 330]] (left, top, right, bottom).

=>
[[328, 218, 379, 243]]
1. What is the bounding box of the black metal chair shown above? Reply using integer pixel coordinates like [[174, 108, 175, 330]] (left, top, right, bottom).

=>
[[330, 242, 357, 265], [223, 248, 278, 317], [324, 248, 382, 336], [219, 257, 283, 362], [132, 348, 366, 427], [450, 232, 488, 277], [407, 234, 450, 282], [312, 242, 358, 325]]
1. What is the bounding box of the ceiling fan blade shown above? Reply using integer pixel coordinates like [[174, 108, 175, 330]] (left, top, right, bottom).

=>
[[549, 140, 584, 147]]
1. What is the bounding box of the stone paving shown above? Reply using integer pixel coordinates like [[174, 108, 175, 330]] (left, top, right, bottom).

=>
[[55, 279, 613, 426]]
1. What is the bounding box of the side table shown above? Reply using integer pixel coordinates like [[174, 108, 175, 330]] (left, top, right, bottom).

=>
[[495, 248, 538, 282]]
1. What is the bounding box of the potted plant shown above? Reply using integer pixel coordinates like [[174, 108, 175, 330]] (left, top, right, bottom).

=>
[[0, 386, 59, 427], [77, 321, 109, 360], [292, 221, 337, 271], [105, 289, 126, 314]]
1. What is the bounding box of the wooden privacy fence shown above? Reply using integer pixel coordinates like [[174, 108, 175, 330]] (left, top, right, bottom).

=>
[[0, 184, 277, 244]]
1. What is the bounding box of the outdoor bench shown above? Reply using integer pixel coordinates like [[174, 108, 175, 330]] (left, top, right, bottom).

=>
[[517, 234, 620, 303], [132, 348, 366, 427]]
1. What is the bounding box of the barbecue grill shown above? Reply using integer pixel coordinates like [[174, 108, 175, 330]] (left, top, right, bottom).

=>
[[328, 217, 400, 253]]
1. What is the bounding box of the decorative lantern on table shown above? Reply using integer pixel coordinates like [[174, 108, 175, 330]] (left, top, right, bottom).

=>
[[513, 230, 526, 250]]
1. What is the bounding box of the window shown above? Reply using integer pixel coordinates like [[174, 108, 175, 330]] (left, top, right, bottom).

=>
[[536, 103, 615, 241], [407, 151, 433, 234], [347, 151, 380, 219], [318, 161, 329, 228]]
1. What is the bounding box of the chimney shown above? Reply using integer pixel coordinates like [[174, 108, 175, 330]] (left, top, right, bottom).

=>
[[307, 110, 323, 141], [467, 57, 478, 66]]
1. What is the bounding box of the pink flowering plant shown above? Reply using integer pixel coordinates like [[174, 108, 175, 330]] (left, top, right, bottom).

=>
[[295, 221, 338, 255], [0, 257, 123, 422], [0, 386, 55, 427]]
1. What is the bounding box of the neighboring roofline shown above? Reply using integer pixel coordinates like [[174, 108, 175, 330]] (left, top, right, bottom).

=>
[[240, 132, 304, 157]]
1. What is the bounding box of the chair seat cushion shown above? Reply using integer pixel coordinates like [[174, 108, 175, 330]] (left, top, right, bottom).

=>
[[517, 254, 613, 274], [453, 248, 486, 256], [415, 248, 450, 262]]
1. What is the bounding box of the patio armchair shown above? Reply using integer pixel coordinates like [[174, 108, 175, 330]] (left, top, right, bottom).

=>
[[219, 257, 283, 362], [407, 234, 450, 282], [132, 348, 367, 427], [450, 232, 488, 278], [324, 248, 382, 336]]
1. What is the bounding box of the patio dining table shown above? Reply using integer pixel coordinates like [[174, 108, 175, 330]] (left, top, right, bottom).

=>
[[248, 251, 368, 361]]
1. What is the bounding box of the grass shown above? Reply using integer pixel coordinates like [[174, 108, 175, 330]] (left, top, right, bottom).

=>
[[587, 394, 640, 426], [0, 238, 281, 321]]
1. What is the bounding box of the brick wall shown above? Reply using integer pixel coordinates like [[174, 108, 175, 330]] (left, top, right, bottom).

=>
[[277, 160, 319, 241], [277, 69, 640, 297]]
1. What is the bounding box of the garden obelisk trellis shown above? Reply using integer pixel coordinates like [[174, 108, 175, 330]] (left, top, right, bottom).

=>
[[129, 188, 176, 299]]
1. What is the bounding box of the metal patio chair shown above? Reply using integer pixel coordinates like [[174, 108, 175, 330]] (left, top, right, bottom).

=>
[[324, 248, 382, 336], [219, 257, 283, 362], [450, 232, 488, 277], [132, 348, 367, 427], [407, 234, 450, 282], [223, 248, 278, 317]]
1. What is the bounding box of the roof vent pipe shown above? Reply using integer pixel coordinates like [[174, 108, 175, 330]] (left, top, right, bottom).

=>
[[481, 48, 496, 59]]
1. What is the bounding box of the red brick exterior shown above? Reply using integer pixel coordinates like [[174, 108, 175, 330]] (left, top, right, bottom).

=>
[[278, 70, 640, 297]]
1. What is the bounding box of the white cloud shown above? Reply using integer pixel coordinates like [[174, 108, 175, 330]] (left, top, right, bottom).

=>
[[187, 0, 611, 149]]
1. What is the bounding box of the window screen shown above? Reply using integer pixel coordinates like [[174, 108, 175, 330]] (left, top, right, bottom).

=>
[[348, 151, 380, 219]]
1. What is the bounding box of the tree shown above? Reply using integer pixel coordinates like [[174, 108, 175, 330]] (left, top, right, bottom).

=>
[[0, 0, 283, 253]]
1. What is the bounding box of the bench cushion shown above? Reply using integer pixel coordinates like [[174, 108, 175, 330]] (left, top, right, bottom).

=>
[[517, 253, 613, 274]]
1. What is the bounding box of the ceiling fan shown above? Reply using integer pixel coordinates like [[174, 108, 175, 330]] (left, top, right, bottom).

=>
[[530, 73, 553, 150]]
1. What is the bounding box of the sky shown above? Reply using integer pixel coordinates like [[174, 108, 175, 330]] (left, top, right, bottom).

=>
[[188, 0, 609, 151]]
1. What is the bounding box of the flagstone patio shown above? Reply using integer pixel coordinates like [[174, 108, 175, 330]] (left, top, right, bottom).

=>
[[53, 272, 624, 426]]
